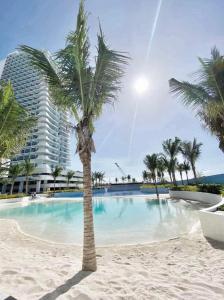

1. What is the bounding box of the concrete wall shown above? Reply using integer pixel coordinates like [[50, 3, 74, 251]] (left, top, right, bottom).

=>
[[170, 190, 224, 243], [169, 190, 222, 205]]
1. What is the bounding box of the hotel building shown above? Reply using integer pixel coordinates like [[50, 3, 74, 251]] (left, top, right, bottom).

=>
[[0, 51, 83, 193]]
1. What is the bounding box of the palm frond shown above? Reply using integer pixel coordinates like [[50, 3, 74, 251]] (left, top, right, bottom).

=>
[[169, 78, 210, 109]]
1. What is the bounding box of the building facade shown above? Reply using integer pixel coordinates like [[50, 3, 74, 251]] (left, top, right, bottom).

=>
[[1, 51, 83, 192]]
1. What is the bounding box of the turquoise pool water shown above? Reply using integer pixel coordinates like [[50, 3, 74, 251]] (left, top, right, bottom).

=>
[[0, 196, 205, 245]]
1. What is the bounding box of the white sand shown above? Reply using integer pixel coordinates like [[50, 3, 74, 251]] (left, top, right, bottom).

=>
[[1, 219, 224, 300]]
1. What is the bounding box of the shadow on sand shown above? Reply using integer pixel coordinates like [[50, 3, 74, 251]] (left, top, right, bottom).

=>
[[39, 270, 92, 300], [206, 237, 224, 250]]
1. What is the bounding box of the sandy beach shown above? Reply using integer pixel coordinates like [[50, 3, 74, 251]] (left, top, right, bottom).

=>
[[0, 219, 224, 300]]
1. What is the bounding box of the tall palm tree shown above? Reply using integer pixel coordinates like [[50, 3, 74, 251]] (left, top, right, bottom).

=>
[[127, 174, 131, 182], [180, 138, 202, 182], [0, 82, 36, 161], [160, 155, 173, 183], [22, 159, 35, 194], [20, 1, 128, 271], [162, 137, 181, 185], [66, 170, 75, 188], [157, 157, 166, 183], [142, 170, 148, 183], [176, 163, 184, 185], [115, 177, 118, 184], [8, 164, 23, 194], [98, 172, 105, 186], [144, 154, 159, 199], [51, 166, 63, 192], [169, 47, 224, 152], [183, 161, 191, 185]]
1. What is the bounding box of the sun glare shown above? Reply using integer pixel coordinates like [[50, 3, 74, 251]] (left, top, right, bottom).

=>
[[134, 77, 149, 95]]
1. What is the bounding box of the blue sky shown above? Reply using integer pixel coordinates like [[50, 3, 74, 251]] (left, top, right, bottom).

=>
[[1, 0, 224, 181]]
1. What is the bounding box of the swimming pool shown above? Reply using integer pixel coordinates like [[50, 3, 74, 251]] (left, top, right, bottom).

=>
[[0, 196, 206, 245]]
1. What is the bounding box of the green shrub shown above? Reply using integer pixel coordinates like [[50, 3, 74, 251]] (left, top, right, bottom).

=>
[[170, 185, 198, 192], [171, 184, 223, 195], [140, 184, 174, 189], [0, 193, 27, 200], [197, 184, 222, 195]]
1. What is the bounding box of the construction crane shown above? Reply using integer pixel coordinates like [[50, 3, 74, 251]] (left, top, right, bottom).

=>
[[114, 162, 127, 178]]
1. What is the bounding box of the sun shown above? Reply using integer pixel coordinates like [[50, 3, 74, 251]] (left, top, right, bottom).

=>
[[134, 76, 149, 95]]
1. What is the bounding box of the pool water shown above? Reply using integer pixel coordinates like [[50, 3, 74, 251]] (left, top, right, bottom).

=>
[[0, 196, 205, 245]]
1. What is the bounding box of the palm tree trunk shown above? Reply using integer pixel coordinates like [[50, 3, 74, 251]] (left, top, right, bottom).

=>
[[192, 164, 197, 183], [172, 171, 177, 186], [81, 151, 97, 272], [154, 179, 159, 199], [185, 171, 189, 185], [168, 172, 173, 184], [25, 176, 29, 194], [10, 181, 14, 195], [180, 172, 184, 185]]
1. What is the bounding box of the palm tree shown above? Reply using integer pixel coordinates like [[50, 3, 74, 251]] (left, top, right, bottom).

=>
[[66, 170, 75, 188], [8, 164, 23, 194], [20, 1, 128, 271], [115, 177, 118, 184], [157, 157, 166, 183], [162, 137, 181, 185], [180, 138, 202, 182], [92, 172, 97, 187], [51, 166, 63, 192], [0, 82, 36, 161], [169, 47, 224, 152], [127, 174, 131, 182], [121, 176, 125, 183], [160, 156, 173, 183], [99, 172, 105, 186], [176, 163, 184, 185], [144, 154, 159, 199], [142, 170, 148, 183], [183, 161, 191, 185], [22, 159, 35, 194]]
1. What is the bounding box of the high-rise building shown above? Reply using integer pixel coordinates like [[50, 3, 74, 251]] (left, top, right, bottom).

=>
[[0, 50, 83, 192]]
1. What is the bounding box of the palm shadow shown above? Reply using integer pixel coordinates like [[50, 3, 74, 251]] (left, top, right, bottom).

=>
[[39, 270, 92, 300]]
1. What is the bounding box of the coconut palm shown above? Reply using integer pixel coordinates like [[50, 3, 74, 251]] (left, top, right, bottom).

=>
[[144, 154, 159, 199], [92, 172, 97, 187], [51, 166, 63, 192], [127, 174, 131, 182], [22, 159, 35, 194], [169, 47, 224, 152], [66, 170, 75, 188], [162, 137, 181, 185], [142, 170, 148, 183], [20, 1, 128, 271], [183, 161, 191, 185], [98, 172, 105, 186], [180, 138, 202, 182], [176, 163, 184, 185], [115, 177, 118, 184], [0, 82, 36, 160], [8, 164, 23, 194], [157, 157, 166, 183], [160, 156, 173, 183]]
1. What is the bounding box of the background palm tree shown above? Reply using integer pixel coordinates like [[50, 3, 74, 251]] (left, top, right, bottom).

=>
[[127, 174, 131, 182], [66, 170, 75, 188], [169, 47, 224, 152], [51, 166, 63, 192], [144, 154, 159, 199], [160, 155, 173, 184], [183, 161, 191, 185], [22, 159, 35, 194], [0, 82, 36, 161], [115, 177, 118, 184], [20, 1, 128, 271], [180, 138, 202, 182], [8, 164, 23, 194], [162, 137, 181, 185], [176, 162, 184, 185], [142, 170, 148, 183]]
